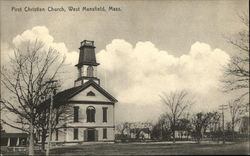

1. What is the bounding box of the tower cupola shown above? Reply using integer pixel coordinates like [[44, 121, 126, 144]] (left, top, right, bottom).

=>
[[76, 40, 100, 67], [74, 40, 100, 86]]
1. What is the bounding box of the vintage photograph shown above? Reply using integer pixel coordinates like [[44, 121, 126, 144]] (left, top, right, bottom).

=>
[[0, 0, 249, 155]]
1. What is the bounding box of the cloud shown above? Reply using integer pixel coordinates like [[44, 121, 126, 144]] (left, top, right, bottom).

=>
[[1, 26, 78, 89], [12, 26, 78, 65], [2, 26, 231, 124], [97, 39, 231, 123]]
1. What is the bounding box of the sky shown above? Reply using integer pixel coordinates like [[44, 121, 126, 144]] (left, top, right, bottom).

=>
[[0, 0, 249, 132]]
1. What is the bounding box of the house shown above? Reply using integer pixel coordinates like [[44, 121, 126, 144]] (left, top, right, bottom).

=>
[[239, 116, 250, 135], [130, 128, 151, 140], [39, 40, 118, 144], [0, 132, 28, 147], [174, 124, 190, 140], [174, 130, 189, 140], [120, 122, 152, 140]]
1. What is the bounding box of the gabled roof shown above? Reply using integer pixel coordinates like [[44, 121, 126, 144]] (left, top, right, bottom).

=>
[[38, 80, 117, 110]]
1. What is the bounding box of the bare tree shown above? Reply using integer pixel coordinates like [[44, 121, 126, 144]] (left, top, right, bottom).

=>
[[1, 40, 65, 155], [228, 98, 245, 140], [36, 102, 73, 151], [222, 13, 249, 104], [160, 90, 194, 143]]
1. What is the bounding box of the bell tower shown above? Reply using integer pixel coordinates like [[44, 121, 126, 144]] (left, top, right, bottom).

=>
[[74, 40, 100, 86]]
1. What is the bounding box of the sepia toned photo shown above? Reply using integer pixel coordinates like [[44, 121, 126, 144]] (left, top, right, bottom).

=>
[[0, 0, 249, 155]]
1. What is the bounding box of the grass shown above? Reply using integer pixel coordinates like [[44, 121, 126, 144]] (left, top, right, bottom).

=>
[[1, 141, 249, 155], [49, 141, 250, 155]]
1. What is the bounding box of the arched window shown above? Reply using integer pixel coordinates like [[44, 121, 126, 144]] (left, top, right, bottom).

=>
[[86, 106, 95, 122], [87, 91, 95, 96], [87, 66, 94, 77]]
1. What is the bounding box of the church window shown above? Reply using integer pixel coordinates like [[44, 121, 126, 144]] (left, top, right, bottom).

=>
[[73, 106, 79, 122], [87, 91, 95, 96], [102, 107, 108, 122], [87, 66, 94, 77], [74, 128, 78, 140], [86, 106, 95, 122], [56, 129, 59, 141], [103, 128, 107, 139]]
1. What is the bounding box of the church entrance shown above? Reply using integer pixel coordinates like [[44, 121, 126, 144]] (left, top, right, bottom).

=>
[[87, 129, 95, 141]]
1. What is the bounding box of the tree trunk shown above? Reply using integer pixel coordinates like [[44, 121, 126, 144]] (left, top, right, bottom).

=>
[[173, 120, 176, 143], [199, 131, 202, 144], [41, 130, 47, 151], [161, 124, 163, 140], [173, 130, 176, 143], [232, 118, 235, 141], [29, 122, 34, 156], [197, 137, 201, 144]]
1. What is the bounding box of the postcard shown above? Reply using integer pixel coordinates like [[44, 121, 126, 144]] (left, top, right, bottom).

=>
[[0, 0, 249, 155]]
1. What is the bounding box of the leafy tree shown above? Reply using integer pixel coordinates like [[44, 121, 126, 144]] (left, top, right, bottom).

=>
[[191, 112, 218, 143], [116, 122, 131, 139], [175, 118, 192, 139], [151, 114, 171, 140]]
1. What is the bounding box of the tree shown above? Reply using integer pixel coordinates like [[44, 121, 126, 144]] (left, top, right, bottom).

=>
[[176, 118, 192, 140], [130, 122, 153, 140], [116, 122, 131, 139], [191, 112, 217, 143], [0, 122, 5, 134], [206, 112, 220, 142], [36, 101, 73, 151], [156, 113, 171, 140], [1, 40, 65, 155], [160, 90, 194, 143], [228, 98, 244, 140], [222, 13, 249, 104], [0, 101, 6, 134]]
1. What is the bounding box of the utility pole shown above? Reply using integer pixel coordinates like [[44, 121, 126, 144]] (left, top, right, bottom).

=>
[[219, 104, 228, 145], [247, 102, 250, 143], [161, 122, 163, 141], [46, 80, 58, 156]]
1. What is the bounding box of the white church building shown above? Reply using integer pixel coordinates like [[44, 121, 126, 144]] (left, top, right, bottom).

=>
[[42, 40, 118, 144]]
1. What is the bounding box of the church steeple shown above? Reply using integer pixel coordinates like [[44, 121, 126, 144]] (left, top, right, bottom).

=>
[[74, 40, 100, 86]]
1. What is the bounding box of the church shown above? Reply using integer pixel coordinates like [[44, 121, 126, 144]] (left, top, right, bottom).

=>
[[43, 40, 118, 144]]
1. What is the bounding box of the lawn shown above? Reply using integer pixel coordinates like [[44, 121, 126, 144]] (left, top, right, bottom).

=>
[[49, 141, 249, 155], [1, 142, 248, 155]]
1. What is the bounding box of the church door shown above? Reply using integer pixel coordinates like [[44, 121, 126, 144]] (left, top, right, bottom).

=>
[[87, 129, 95, 141]]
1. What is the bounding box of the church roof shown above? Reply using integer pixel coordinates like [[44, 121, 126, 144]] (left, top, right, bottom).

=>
[[37, 80, 117, 111]]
